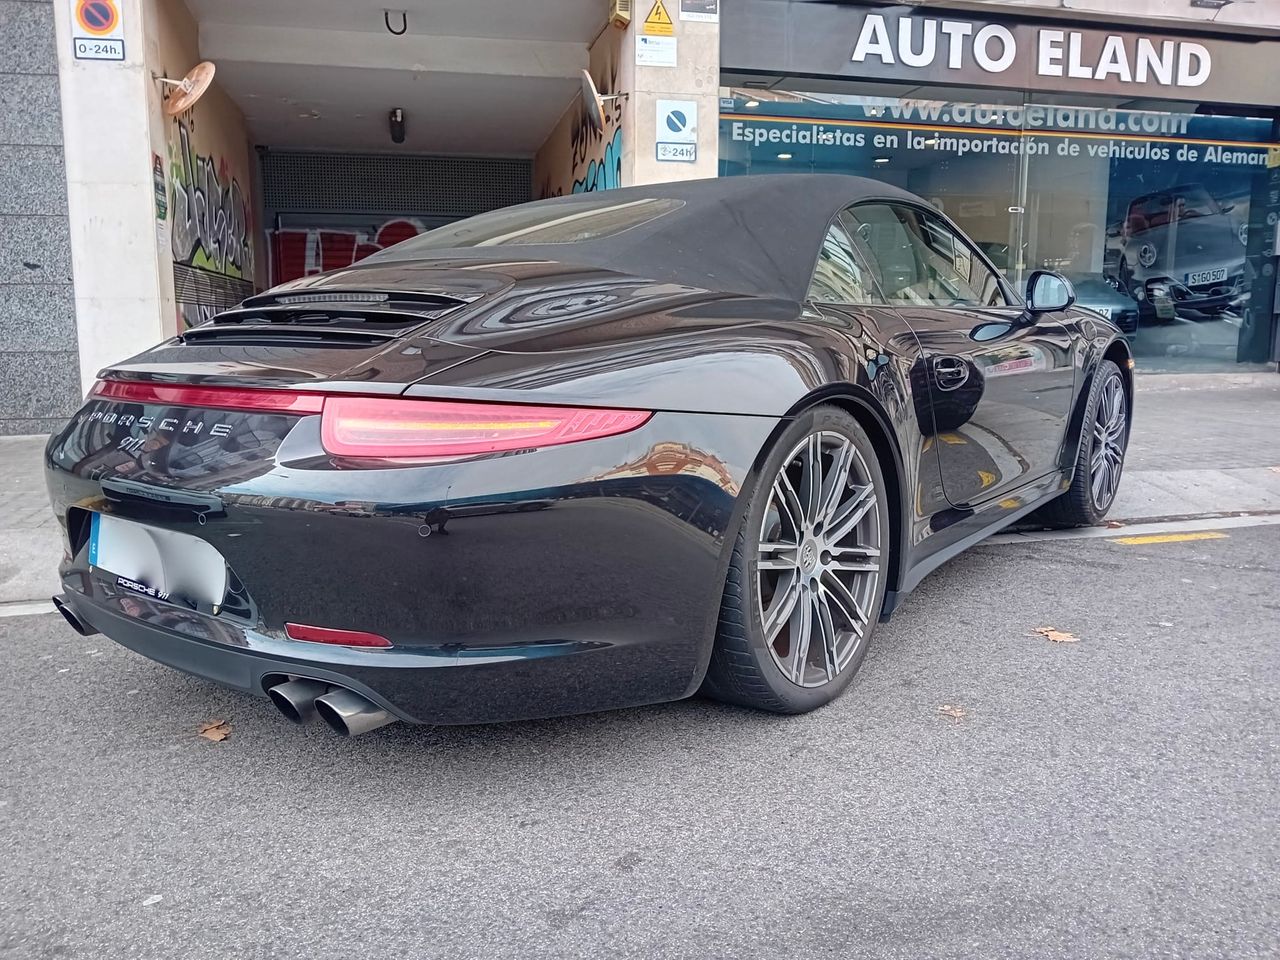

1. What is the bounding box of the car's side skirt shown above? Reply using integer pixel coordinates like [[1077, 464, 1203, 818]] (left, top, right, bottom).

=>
[[880, 469, 1069, 620]]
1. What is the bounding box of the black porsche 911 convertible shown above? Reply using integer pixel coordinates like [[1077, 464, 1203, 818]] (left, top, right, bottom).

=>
[[45, 175, 1132, 735]]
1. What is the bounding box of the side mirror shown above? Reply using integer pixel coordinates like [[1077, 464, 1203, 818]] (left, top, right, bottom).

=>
[[1026, 270, 1075, 313]]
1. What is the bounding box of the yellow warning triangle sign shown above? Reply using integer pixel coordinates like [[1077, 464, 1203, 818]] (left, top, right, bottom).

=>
[[643, 0, 674, 36]]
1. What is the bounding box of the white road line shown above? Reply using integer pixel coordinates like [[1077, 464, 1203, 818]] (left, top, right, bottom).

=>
[[0, 600, 56, 618], [988, 512, 1280, 545]]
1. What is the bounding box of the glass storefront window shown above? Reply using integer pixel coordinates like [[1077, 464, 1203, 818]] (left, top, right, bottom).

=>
[[720, 91, 1279, 370]]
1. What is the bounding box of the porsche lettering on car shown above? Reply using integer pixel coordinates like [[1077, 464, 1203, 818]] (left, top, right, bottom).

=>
[[45, 175, 1133, 736]]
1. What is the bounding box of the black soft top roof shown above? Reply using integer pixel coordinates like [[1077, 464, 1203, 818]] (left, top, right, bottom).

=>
[[367, 174, 920, 303]]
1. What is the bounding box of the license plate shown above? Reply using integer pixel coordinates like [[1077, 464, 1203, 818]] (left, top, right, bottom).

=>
[[88, 513, 228, 607], [1093, 306, 1113, 319], [1185, 267, 1227, 286]]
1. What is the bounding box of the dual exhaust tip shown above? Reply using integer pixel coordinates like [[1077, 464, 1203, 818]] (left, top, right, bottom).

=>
[[267, 678, 396, 737], [51, 596, 392, 737]]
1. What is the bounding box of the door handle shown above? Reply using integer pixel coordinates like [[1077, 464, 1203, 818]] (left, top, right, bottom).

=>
[[932, 355, 969, 391]]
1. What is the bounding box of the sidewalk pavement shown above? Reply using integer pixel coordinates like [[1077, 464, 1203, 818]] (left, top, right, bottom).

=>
[[3, 374, 1278, 606]]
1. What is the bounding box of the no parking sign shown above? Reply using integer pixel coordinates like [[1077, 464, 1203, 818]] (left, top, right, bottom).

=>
[[656, 99, 698, 163], [70, 0, 125, 61]]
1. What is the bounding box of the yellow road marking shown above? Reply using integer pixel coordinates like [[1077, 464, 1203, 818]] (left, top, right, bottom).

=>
[[1109, 531, 1228, 545]]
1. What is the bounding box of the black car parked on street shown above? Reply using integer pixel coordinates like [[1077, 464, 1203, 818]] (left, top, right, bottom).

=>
[[45, 176, 1132, 735]]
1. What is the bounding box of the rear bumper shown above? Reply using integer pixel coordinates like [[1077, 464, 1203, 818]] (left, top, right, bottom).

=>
[[60, 584, 694, 725], [45, 410, 779, 724]]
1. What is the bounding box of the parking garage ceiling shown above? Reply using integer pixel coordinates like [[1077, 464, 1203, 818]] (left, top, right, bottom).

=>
[[185, 0, 606, 155]]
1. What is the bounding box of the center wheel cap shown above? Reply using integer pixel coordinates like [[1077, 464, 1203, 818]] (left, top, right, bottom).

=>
[[799, 539, 819, 573]]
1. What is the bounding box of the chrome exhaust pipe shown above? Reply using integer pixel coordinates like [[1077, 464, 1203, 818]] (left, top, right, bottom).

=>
[[52, 596, 98, 637], [314, 688, 396, 737], [267, 679, 331, 724]]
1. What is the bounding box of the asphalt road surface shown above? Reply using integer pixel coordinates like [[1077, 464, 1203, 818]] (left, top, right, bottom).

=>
[[2, 523, 1277, 959]]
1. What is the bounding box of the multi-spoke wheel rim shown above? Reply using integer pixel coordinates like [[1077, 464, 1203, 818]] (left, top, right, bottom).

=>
[[756, 432, 881, 689], [1091, 374, 1127, 511]]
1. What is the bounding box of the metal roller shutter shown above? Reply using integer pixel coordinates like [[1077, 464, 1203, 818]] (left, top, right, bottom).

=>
[[261, 151, 532, 285]]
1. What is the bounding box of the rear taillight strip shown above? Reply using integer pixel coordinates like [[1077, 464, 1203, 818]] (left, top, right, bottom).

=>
[[91, 378, 652, 461], [92, 379, 325, 414]]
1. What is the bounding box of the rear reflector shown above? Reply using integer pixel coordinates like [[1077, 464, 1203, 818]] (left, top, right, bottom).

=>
[[92, 379, 325, 414], [285, 622, 393, 648], [320, 396, 651, 460]]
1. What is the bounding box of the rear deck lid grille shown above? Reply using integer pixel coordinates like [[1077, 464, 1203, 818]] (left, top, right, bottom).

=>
[[179, 289, 480, 347]]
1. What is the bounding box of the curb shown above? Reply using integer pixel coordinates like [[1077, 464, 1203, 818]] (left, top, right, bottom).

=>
[[1134, 369, 1278, 391]]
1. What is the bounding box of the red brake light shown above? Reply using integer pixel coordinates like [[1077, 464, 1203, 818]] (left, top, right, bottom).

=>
[[92, 379, 325, 414], [284, 622, 393, 648], [90, 378, 651, 461], [320, 396, 651, 461]]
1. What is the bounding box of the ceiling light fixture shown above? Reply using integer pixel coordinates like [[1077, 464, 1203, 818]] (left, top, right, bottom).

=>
[[873, 156, 890, 164], [777, 152, 793, 160], [745, 99, 760, 108]]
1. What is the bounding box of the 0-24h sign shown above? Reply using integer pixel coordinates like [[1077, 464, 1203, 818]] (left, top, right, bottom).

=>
[[70, 0, 125, 61]]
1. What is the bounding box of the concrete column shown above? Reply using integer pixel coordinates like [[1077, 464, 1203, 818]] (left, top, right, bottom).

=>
[[621, 2, 720, 185], [0, 0, 81, 434], [53, 0, 167, 393]]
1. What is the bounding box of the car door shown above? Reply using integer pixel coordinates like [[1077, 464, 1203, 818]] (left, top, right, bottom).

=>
[[845, 202, 1076, 508], [802, 215, 949, 522]]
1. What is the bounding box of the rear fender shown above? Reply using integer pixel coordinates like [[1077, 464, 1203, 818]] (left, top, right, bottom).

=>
[[708, 381, 908, 628]]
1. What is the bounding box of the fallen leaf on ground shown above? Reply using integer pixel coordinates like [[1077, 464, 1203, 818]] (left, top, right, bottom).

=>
[[141, 895, 163, 907], [197, 720, 231, 742], [938, 704, 967, 721], [1105, 520, 1124, 528], [1032, 626, 1080, 643]]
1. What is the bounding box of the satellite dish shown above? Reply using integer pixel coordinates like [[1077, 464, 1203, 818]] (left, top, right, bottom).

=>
[[580, 68, 624, 134], [159, 61, 217, 117]]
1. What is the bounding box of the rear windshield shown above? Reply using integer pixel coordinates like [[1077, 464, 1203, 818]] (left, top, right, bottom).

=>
[[388, 197, 685, 251]]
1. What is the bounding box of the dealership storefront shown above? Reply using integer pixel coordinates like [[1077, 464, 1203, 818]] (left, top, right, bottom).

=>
[[721, 0, 1280, 370]]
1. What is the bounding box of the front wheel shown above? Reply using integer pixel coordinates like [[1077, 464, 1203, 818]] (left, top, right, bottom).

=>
[[701, 407, 890, 714], [1038, 359, 1129, 529]]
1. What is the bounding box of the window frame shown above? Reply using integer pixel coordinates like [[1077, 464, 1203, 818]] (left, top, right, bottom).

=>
[[846, 200, 1019, 309], [804, 212, 887, 306]]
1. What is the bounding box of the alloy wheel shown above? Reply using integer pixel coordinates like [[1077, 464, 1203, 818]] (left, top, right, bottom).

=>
[[1090, 374, 1127, 511], [756, 431, 881, 688]]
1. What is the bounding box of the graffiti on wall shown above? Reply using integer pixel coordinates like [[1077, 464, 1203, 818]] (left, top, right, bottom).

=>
[[268, 219, 427, 286], [573, 127, 624, 194], [539, 43, 625, 198], [168, 118, 254, 327]]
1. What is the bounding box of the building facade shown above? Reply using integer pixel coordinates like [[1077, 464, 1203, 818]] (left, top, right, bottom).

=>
[[1, 0, 1277, 433], [721, 0, 1280, 371]]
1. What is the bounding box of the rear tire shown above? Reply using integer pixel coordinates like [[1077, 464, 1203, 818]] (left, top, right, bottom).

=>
[[701, 407, 890, 714], [1037, 359, 1129, 529]]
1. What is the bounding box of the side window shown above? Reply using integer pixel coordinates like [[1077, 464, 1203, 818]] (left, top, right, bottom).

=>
[[848, 204, 1007, 308], [806, 219, 884, 304]]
